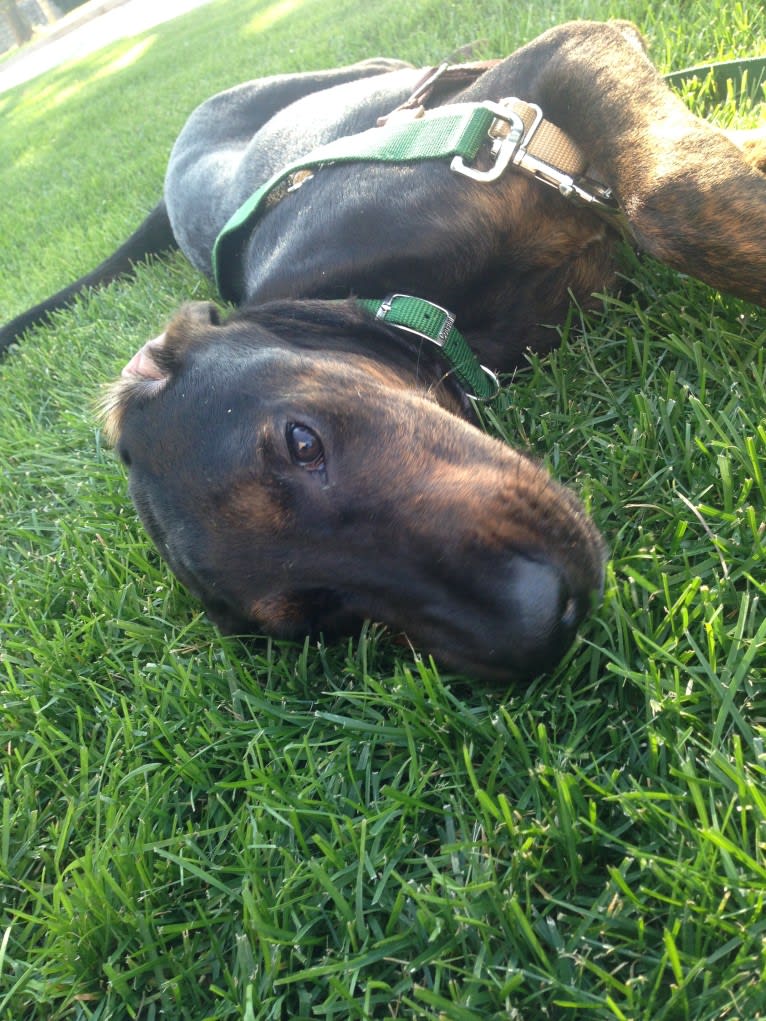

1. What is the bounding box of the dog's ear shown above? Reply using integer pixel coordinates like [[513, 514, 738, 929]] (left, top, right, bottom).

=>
[[98, 302, 222, 444], [608, 20, 648, 53], [153, 301, 221, 373], [170, 300, 221, 330], [121, 333, 168, 380], [122, 302, 222, 381]]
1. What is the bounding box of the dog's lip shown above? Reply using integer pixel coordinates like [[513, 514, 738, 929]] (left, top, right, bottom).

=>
[[121, 332, 167, 380]]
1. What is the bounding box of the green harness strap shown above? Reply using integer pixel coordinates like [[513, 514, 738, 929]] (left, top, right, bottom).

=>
[[211, 102, 505, 401], [212, 103, 498, 301], [213, 54, 766, 302]]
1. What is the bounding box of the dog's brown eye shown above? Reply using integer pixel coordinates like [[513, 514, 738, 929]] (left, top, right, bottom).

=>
[[286, 423, 324, 469]]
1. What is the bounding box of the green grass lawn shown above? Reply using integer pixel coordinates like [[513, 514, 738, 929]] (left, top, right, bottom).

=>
[[1, 0, 766, 1017]]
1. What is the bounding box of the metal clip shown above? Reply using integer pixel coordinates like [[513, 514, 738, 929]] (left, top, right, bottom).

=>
[[514, 154, 630, 234], [451, 101, 525, 182], [450, 97, 630, 236]]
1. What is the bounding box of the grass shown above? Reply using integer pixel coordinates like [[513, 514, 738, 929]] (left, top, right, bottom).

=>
[[1, 0, 766, 1017]]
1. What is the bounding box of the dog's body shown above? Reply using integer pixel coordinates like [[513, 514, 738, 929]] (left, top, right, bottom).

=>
[[4, 21, 765, 680]]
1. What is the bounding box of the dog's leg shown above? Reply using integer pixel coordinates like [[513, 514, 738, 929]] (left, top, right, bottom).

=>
[[479, 22, 766, 306]]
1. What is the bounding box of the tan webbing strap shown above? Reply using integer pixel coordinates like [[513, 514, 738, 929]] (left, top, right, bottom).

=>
[[503, 99, 587, 177]]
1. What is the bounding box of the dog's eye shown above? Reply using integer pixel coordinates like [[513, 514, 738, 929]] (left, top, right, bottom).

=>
[[286, 423, 324, 469]]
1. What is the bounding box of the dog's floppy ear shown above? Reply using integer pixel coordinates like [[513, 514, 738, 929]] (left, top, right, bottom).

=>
[[121, 334, 168, 380], [132, 301, 222, 379], [121, 301, 222, 380], [99, 302, 222, 444]]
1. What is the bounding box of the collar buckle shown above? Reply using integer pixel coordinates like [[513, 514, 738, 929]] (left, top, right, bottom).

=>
[[367, 293, 499, 401], [375, 293, 456, 346], [452, 98, 629, 232]]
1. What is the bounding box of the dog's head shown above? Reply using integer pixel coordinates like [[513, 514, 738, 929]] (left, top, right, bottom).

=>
[[101, 299, 606, 682]]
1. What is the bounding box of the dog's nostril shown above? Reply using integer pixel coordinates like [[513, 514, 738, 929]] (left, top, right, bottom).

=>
[[512, 556, 567, 634], [503, 555, 589, 675]]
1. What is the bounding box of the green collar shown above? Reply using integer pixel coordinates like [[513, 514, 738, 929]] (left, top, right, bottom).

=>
[[356, 294, 498, 401], [212, 55, 766, 300]]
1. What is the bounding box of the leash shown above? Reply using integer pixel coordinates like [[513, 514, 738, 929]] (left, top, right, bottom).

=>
[[663, 54, 766, 100]]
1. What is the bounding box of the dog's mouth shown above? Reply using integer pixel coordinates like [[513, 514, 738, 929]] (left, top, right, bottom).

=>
[[197, 555, 603, 682], [159, 550, 604, 682], [126, 459, 605, 682]]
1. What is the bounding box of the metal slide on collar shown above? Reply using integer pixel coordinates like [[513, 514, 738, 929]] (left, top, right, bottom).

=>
[[449, 100, 526, 182], [357, 294, 500, 402]]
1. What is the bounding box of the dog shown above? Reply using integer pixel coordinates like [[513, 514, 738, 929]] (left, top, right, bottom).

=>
[[3, 21, 765, 681]]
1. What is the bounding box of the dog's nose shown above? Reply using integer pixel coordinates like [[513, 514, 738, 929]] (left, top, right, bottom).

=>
[[500, 554, 594, 676]]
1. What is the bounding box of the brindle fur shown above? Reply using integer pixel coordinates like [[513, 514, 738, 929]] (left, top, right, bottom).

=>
[[4, 22, 765, 680]]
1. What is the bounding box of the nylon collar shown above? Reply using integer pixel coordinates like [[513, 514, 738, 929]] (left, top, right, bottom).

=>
[[356, 294, 498, 401]]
